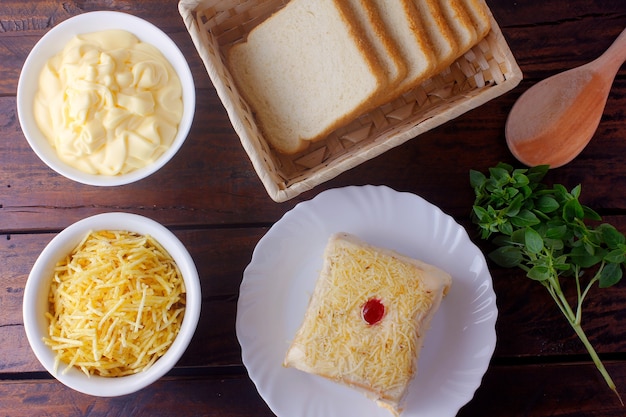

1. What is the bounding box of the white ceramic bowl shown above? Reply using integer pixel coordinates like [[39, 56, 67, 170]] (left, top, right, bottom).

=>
[[16, 11, 196, 186], [23, 212, 201, 397]]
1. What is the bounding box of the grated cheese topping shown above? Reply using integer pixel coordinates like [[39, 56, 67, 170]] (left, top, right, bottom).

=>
[[43, 230, 186, 377], [285, 233, 450, 403]]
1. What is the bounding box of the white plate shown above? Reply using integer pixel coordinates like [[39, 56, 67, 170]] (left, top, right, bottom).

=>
[[236, 185, 497, 417]]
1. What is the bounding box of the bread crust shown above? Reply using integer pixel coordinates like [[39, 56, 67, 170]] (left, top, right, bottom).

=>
[[411, 0, 460, 72], [438, 0, 479, 54], [368, 0, 437, 98], [458, 0, 492, 39], [345, 0, 409, 104]]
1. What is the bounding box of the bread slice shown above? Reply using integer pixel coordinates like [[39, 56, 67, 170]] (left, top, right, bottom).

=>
[[226, 0, 387, 154], [410, 0, 460, 72], [437, 0, 479, 56], [458, 0, 492, 40], [284, 232, 452, 416], [368, 0, 437, 97], [345, 0, 408, 102]]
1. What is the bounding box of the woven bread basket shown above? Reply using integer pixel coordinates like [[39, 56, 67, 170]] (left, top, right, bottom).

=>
[[179, 0, 522, 202]]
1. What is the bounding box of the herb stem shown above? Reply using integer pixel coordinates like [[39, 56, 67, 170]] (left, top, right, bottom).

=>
[[545, 279, 577, 324], [578, 270, 601, 324], [543, 271, 621, 403], [570, 320, 624, 405]]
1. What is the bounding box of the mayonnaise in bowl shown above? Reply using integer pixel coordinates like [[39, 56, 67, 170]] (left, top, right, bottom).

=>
[[34, 29, 183, 176], [17, 11, 196, 187]]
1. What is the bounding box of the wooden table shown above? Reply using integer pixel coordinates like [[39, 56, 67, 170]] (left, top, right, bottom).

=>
[[1, 1, 626, 416]]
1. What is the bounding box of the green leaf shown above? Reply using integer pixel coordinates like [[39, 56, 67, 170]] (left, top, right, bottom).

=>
[[489, 166, 511, 185], [511, 209, 541, 227], [527, 265, 551, 281], [570, 245, 603, 268], [489, 246, 523, 268], [598, 224, 626, 249], [553, 255, 571, 271], [582, 205, 602, 221], [536, 196, 559, 213], [584, 240, 596, 256], [472, 205, 489, 222], [510, 228, 526, 245], [520, 185, 533, 199], [491, 234, 514, 247], [544, 237, 565, 251], [604, 249, 626, 264], [495, 162, 514, 173], [470, 169, 487, 189], [505, 193, 524, 217], [553, 184, 569, 199], [524, 227, 544, 254], [563, 199, 585, 222], [506, 187, 520, 199], [512, 171, 530, 187], [545, 225, 567, 239], [498, 221, 514, 236], [526, 165, 549, 184], [599, 262, 623, 288]]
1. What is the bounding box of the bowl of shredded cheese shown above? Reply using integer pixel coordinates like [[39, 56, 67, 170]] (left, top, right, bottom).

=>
[[23, 212, 201, 396], [16, 11, 195, 186]]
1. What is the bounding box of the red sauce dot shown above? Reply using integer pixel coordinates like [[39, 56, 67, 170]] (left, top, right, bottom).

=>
[[362, 298, 385, 325]]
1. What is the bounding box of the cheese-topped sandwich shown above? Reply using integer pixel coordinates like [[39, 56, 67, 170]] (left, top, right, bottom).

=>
[[284, 232, 452, 416]]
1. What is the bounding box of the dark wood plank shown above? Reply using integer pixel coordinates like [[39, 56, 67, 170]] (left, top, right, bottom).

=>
[[2, 361, 626, 417], [459, 361, 626, 417], [0, 374, 276, 417]]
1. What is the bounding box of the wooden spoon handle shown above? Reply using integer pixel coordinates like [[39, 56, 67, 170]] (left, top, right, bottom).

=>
[[595, 27, 626, 76]]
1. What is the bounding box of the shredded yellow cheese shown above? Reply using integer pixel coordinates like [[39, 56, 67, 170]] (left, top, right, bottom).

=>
[[43, 230, 186, 377]]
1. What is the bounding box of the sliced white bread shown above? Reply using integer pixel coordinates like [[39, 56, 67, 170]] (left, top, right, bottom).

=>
[[345, 0, 408, 102], [458, 0, 492, 40], [368, 0, 437, 97], [437, 0, 479, 56], [411, 0, 460, 71], [227, 0, 387, 154]]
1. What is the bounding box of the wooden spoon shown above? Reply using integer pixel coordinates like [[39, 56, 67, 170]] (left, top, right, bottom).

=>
[[505, 28, 626, 168]]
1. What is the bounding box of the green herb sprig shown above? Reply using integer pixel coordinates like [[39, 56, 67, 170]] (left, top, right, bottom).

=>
[[470, 162, 624, 403]]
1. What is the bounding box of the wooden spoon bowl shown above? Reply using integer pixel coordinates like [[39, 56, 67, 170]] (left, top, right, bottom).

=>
[[505, 28, 626, 168]]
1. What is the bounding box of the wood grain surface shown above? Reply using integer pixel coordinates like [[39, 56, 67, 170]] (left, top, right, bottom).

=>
[[1, 0, 626, 416]]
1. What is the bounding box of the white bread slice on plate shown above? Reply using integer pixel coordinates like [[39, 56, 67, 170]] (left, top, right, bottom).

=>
[[458, 0, 492, 40], [284, 232, 452, 416], [437, 0, 479, 55], [226, 0, 387, 154], [345, 0, 408, 102], [368, 0, 437, 98], [410, 0, 460, 72]]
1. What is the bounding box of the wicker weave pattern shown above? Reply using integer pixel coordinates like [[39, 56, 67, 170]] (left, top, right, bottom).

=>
[[179, 0, 522, 202]]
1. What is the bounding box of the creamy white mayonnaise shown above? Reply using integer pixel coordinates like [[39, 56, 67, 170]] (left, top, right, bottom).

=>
[[34, 29, 183, 175]]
